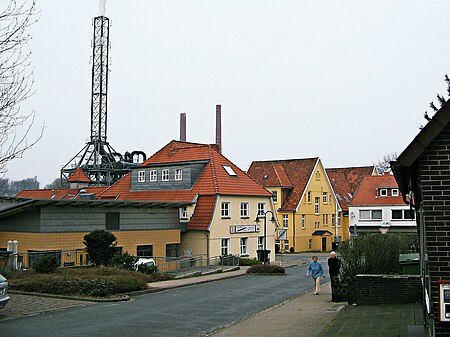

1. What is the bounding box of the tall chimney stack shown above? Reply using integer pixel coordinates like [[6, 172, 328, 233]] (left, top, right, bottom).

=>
[[215, 104, 222, 153], [180, 113, 186, 142]]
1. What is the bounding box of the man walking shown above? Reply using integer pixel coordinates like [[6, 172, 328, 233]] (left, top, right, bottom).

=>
[[328, 251, 341, 285], [306, 255, 324, 295]]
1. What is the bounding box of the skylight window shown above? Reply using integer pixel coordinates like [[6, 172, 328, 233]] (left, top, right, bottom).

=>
[[223, 165, 237, 176]]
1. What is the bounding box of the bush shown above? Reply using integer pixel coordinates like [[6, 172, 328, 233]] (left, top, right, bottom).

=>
[[79, 279, 114, 297], [32, 255, 59, 273], [239, 258, 261, 266], [289, 247, 295, 253], [109, 252, 138, 270], [83, 230, 117, 266], [247, 264, 285, 274], [138, 263, 158, 274]]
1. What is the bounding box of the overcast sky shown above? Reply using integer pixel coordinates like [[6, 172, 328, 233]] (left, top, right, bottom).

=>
[[7, 0, 450, 186]]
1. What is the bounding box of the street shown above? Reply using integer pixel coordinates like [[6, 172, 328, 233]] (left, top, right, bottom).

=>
[[0, 258, 329, 337]]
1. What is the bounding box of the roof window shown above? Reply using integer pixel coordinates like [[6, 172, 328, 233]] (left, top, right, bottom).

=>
[[223, 165, 237, 176]]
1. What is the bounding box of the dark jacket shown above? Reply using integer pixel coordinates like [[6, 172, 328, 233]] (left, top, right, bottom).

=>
[[327, 257, 341, 277]]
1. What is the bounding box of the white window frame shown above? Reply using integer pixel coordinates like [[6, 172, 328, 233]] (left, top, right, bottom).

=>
[[301, 214, 305, 229], [322, 192, 327, 204], [272, 191, 278, 203], [240, 237, 248, 256], [223, 165, 237, 176], [138, 170, 146, 183], [221, 238, 230, 256], [257, 237, 264, 251], [371, 209, 382, 219], [379, 188, 388, 196], [257, 202, 266, 217], [162, 169, 170, 181], [307, 191, 311, 203], [284, 239, 289, 251], [221, 202, 230, 218], [360, 209, 382, 220], [175, 168, 182, 181], [314, 197, 320, 214], [392, 189, 399, 197], [149, 170, 157, 182], [282, 214, 289, 229], [240, 202, 249, 218], [180, 206, 188, 219]]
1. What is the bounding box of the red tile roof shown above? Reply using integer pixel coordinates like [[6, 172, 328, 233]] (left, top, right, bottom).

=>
[[187, 195, 217, 231], [351, 174, 404, 206], [16, 187, 107, 200], [247, 158, 319, 211], [66, 167, 92, 183], [326, 166, 375, 211], [100, 140, 272, 202]]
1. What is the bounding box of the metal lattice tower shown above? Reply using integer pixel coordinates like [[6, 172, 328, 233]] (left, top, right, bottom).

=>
[[61, 4, 145, 186]]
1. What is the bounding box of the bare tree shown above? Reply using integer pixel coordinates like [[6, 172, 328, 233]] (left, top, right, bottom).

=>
[[375, 152, 398, 174], [0, 0, 42, 174]]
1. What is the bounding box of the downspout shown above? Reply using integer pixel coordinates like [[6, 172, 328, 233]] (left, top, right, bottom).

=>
[[293, 211, 296, 250], [203, 231, 210, 259]]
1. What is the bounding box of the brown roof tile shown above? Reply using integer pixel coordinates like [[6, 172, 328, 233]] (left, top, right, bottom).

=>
[[351, 174, 404, 206], [16, 187, 107, 200], [187, 195, 217, 231], [66, 167, 92, 183]]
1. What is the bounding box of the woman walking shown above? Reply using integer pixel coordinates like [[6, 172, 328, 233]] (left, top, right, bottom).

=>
[[306, 255, 325, 295]]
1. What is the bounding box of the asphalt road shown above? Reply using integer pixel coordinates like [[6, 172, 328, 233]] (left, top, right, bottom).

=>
[[0, 261, 329, 337]]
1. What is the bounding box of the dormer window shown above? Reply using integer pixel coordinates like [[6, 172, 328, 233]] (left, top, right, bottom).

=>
[[379, 188, 387, 197], [175, 168, 182, 181], [180, 206, 188, 219], [391, 189, 399, 196], [138, 170, 145, 183], [223, 165, 237, 176], [272, 191, 278, 203], [162, 169, 170, 181]]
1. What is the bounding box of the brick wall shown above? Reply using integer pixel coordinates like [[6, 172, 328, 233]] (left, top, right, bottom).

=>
[[418, 123, 450, 336], [355, 274, 422, 305]]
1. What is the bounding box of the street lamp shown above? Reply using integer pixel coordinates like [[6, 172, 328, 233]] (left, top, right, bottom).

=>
[[255, 210, 276, 264]]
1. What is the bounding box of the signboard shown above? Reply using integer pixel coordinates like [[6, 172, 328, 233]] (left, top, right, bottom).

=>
[[230, 225, 260, 234], [278, 229, 287, 240]]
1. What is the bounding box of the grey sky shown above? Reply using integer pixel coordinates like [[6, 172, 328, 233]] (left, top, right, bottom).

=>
[[8, 0, 450, 186]]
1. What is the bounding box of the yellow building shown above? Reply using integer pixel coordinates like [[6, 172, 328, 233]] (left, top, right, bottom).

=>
[[326, 166, 376, 243], [248, 158, 337, 252]]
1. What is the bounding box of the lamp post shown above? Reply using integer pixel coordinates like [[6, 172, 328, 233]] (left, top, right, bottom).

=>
[[255, 210, 276, 264]]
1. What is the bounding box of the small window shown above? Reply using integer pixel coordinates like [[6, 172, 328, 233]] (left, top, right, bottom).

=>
[[379, 189, 387, 196], [403, 209, 415, 220], [392, 209, 402, 220], [240, 202, 249, 218], [392, 189, 399, 196], [223, 165, 237, 176], [301, 214, 305, 229], [322, 192, 327, 204], [316, 171, 321, 180], [359, 210, 370, 219], [307, 191, 311, 203], [284, 239, 289, 251], [257, 202, 266, 217], [272, 191, 278, 203], [180, 206, 188, 219], [308, 239, 312, 249], [162, 169, 170, 181], [282, 214, 289, 229], [257, 237, 264, 251], [371, 210, 382, 219], [314, 197, 320, 214], [240, 237, 248, 256], [175, 168, 182, 181], [138, 170, 145, 182], [149, 170, 157, 182], [137, 245, 153, 257], [166, 244, 178, 258], [106, 212, 120, 230], [221, 202, 230, 218], [331, 214, 335, 227], [221, 238, 230, 256]]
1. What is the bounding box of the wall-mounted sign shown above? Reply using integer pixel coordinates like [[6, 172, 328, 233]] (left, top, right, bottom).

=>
[[230, 225, 260, 234], [278, 229, 287, 240]]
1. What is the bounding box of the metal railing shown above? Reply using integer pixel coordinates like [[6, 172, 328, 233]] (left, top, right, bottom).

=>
[[0, 250, 240, 277]]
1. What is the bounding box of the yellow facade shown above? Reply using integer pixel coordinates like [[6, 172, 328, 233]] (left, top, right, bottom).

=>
[[269, 160, 338, 252], [180, 195, 278, 261]]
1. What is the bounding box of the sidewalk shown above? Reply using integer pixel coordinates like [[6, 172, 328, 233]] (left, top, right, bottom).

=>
[[209, 283, 345, 337]]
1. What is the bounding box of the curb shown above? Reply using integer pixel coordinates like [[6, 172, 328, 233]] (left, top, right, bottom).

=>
[[9, 290, 130, 302]]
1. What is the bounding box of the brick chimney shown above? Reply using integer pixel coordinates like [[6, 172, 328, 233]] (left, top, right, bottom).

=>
[[180, 112, 186, 142], [215, 104, 222, 153]]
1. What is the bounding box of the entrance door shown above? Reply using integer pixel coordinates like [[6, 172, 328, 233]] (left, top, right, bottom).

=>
[[322, 237, 327, 252]]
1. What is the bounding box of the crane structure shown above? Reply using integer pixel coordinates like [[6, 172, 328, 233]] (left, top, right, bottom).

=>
[[61, 3, 145, 186]]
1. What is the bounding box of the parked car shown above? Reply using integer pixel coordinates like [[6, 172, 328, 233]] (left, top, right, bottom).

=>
[[0, 274, 10, 309], [133, 258, 156, 271]]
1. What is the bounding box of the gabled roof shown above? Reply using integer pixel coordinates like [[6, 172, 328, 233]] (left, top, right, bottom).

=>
[[66, 167, 92, 183], [351, 174, 404, 206], [100, 140, 272, 202], [16, 187, 107, 200], [247, 158, 319, 211], [326, 166, 375, 211], [392, 100, 450, 196]]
